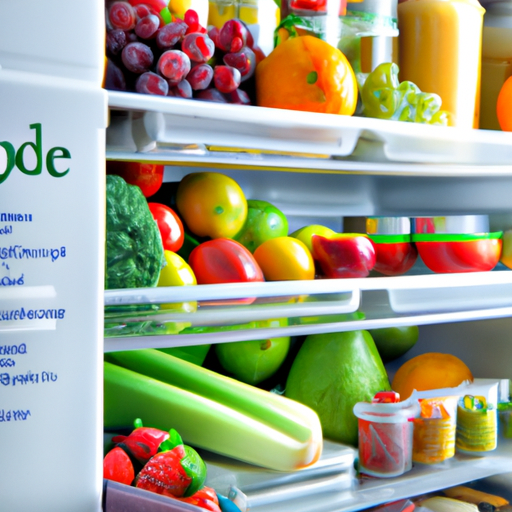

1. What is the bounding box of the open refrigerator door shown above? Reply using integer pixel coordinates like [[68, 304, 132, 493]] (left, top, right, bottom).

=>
[[0, 1, 108, 511]]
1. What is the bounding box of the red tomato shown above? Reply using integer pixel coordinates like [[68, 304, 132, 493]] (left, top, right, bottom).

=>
[[189, 238, 264, 285], [148, 203, 185, 252], [103, 446, 135, 486], [106, 161, 164, 198]]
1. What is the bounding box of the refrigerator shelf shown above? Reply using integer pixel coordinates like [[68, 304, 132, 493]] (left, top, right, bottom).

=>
[[106, 91, 512, 169], [103, 270, 512, 352]]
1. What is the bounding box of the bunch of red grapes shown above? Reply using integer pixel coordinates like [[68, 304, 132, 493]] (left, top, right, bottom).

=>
[[105, 1, 260, 104]]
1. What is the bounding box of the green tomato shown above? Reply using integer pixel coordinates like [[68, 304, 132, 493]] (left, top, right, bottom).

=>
[[215, 319, 291, 385], [234, 199, 289, 253], [367, 325, 419, 363], [290, 224, 336, 253]]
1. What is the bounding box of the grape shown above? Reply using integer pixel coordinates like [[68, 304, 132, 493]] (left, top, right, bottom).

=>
[[122, 41, 154, 73], [208, 26, 219, 47], [157, 50, 191, 83], [169, 79, 193, 98], [135, 14, 160, 39], [109, 1, 137, 31], [156, 20, 187, 49], [217, 19, 248, 53], [229, 88, 251, 105], [106, 28, 127, 56], [186, 64, 213, 90], [213, 65, 241, 93], [104, 58, 127, 91], [195, 88, 228, 102], [133, 3, 151, 19], [136, 71, 169, 95], [182, 33, 215, 63], [184, 9, 199, 33], [223, 47, 256, 81]]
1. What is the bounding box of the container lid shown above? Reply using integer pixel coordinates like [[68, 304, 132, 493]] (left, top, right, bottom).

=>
[[411, 232, 502, 242], [353, 397, 420, 423], [412, 215, 490, 235]]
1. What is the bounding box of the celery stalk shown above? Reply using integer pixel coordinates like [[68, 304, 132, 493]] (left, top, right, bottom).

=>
[[105, 349, 318, 444], [104, 361, 322, 471]]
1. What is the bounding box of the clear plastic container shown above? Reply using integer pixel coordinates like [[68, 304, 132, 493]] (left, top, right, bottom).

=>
[[353, 396, 420, 478], [397, 0, 485, 128], [412, 396, 458, 464], [456, 395, 498, 453]]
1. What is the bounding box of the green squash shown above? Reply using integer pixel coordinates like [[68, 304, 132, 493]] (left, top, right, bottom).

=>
[[285, 330, 391, 446]]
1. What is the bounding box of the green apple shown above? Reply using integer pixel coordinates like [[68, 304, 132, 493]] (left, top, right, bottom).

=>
[[215, 331, 291, 384], [234, 199, 289, 253], [368, 325, 419, 363], [501, 229, 512, 269], [290, 224, 336, 253]]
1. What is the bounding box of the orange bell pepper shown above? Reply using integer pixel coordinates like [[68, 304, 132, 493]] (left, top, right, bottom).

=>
[[255, 35, 357, 115]]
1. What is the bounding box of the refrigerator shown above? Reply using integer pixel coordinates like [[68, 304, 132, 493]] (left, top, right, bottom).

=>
[[2, 0, 512, 511]]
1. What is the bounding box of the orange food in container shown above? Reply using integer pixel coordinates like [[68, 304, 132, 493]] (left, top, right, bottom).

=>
[[397, 0, 485, 128]]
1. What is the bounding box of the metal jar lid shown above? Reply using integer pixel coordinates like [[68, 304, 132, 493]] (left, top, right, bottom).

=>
[[367, 217, 411, 235], [411, 215, 490, 235]]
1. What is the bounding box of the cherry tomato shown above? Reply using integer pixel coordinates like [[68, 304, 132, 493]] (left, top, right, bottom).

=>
[[253, 237, 315, 281], [148, 203, 185, 252], [175, 172, 247, 239], [107, 161, 165, 198], [189, 238, 264, 285], [497, 75, 512, 131], [103, 446, 135, 486]]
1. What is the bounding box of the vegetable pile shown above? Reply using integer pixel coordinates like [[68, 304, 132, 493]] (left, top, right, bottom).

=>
[[104, 418, 221, 511]]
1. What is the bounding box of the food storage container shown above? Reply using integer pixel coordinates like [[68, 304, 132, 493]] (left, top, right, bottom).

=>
[[353, 392, 420, 478], [412, 396, 458, 464], [411, 216, 503, 273], [366, 216, 417, 276], [456, 395, 498, 453]]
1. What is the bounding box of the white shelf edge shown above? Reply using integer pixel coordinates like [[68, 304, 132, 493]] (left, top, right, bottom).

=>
[[106, 91, 512, 166]]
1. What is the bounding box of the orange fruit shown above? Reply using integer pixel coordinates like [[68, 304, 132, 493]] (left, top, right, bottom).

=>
[[392, 352, 473, 400], [256, 35, 358, 115], [497, 75, 512, 131]]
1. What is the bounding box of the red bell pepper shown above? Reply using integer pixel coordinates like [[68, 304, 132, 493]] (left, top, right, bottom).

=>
[[311, 234, 376, 278]]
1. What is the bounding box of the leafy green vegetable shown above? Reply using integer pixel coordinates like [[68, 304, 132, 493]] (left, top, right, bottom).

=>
[[105, 174, 164, 289], [360, 62, 450, 125]]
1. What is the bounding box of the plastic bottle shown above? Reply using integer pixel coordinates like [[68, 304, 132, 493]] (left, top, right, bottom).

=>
[[480, 0, 512, 130], [397, 0, 485, 129]]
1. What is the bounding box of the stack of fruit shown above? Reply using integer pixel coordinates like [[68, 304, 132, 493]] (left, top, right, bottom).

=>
[[104, 1, 260, 103]]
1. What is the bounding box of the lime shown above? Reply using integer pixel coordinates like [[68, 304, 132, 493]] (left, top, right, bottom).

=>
[[215, 319, 291, 384], [234, 199, 288, 253], [368, 325, 419, 363]]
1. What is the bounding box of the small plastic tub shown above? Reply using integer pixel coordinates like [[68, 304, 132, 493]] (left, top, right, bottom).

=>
[[353, 394, 420, 478], [411, 215, 502, 273], [456, 395, 498, 454], [367, 217, 418, 276], [412, 233, 502, 273], [412, 396, 458, 464]]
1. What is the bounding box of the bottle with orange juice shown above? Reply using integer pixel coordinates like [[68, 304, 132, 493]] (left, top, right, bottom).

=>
[[397, 0, 485, 129]]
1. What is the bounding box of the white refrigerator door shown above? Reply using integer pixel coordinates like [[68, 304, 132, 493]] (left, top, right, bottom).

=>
[[0, 69, 107, 512]]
